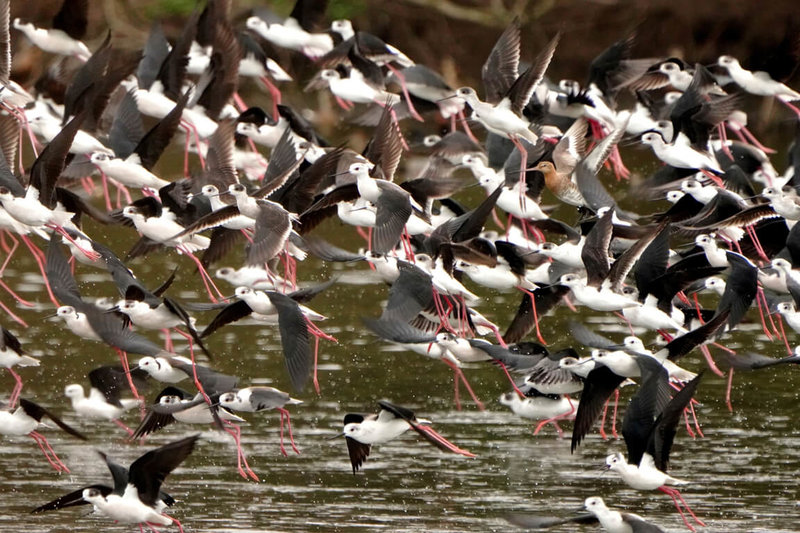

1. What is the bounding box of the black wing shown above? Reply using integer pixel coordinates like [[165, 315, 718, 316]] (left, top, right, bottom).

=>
[[31, 485, 111, 514], [19, 399, 86, 440], [128, 434, 200, 507], [621, 356, 671, 466], [570, 366, 626, 452], [345, 436, 371, 474], [266, 291, 312, 392], [201, 300, 254, 338]]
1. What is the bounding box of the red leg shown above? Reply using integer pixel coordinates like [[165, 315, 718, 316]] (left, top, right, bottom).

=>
[[726, 367, 735, 412], [113, 418, 135, 437], [444, 358, 484, 410], [457, 110, 480, 144], [452, 366, 461, 411], [533, 403, 574, 437], [699, 345, 725, 377], [0, 230, 19, 275], [21, 235, 59, 307], [7, 367, 23, 407], [776, 315, 794, 355], [278, 407, 300, 454], [497, 361, 526, 397], [165, 515, 185, 533], [100, 171, 113, 212], [223, 420, 258, 481], [385, 64, 424, 122], [178, 247, 225, 302], [0, 297, 26, 327], [259, 76, 283, 120], [0, 277, 34, 307], [115, 349, 145, 419], [518, 287, 547, 345], [610, 388, 620, 438], [659, 486, 696, 532], [30, 431, 69, 472]]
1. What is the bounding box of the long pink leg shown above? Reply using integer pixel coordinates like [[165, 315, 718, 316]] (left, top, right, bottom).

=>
[[759, 290, 781, 338], [115, 349, 145, 419], [178, 247, 225, 302], [113, 180, 133, 207], [779, 99, 800, 119], [47, 225, 100, 261], [278, 407, 300, 454], [0, 277, 34, 307], [610, 388, 620, 438], [776, 315, 794, 355], [113, 418, 135, 437], [534, 398, 575, 436], [452, 367, 461, 411], [232, 91, 249, 113], [413, 424, 475, 457], [7, 368, 23, 407], [21, 235, 59, 307], [162, 329, 174, 352], [99, 171, 113, 211], [334, 95, 353, 110], [718, 124, 735, 161], [30, 431, 69, 472], [661, 486, 706, 528], [740, 124, 776, 153], [682, 407, 696, 439], [0, 297, 26, 326], [443, 358, 484, 410], [699, 345, 724, 377], [37, 433, 71, 472], [223, 420, 258, 481], [385, 64, 424, 122], [259, 76, 283, 120], [518, 287, 547, 345], [165, 515, 186, 533], [0, 230, 19, 275], [457, 110, 480, 144], [726, 367, 735, 412], [497, 362, 526, 397], [659, 486, 695, 532], [305, 316, 337, 395], [688, 400, 704, 437]]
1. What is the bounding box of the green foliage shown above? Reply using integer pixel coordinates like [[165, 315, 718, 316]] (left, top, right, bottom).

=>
[[328, 0, 367, 20], [146, 0, 197, 18], [249, 0, 367, 20]]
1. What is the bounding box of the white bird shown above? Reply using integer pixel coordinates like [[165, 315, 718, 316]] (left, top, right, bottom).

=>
[[340, 400, 475, 473], [641, 131, 722, 173], [32, 435, 199, 531]]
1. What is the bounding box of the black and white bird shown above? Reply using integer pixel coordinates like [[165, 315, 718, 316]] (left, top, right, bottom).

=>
[[338, 400, 475, 473], [32, 435, 199, 531], [1, 398, 86, 473], [220, 386, 303, 456]]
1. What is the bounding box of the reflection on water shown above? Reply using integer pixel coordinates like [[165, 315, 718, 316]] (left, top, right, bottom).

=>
[[2, 234, 800, 533], [1, 37, 798, 529]]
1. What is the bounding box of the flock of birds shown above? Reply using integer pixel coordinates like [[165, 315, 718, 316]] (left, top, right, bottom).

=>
[[1, 0, 800, 531]]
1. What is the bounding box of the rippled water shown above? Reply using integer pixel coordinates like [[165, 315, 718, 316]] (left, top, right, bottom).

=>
[[2, 218, 800, 533], [1, 36, 799, 530]]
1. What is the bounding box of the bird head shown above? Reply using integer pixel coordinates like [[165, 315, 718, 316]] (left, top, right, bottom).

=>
[[498, 392, 519, 406], [605, 452, 626, 471], [82, 487, 106, 505], [64, 384, 83, 398]]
